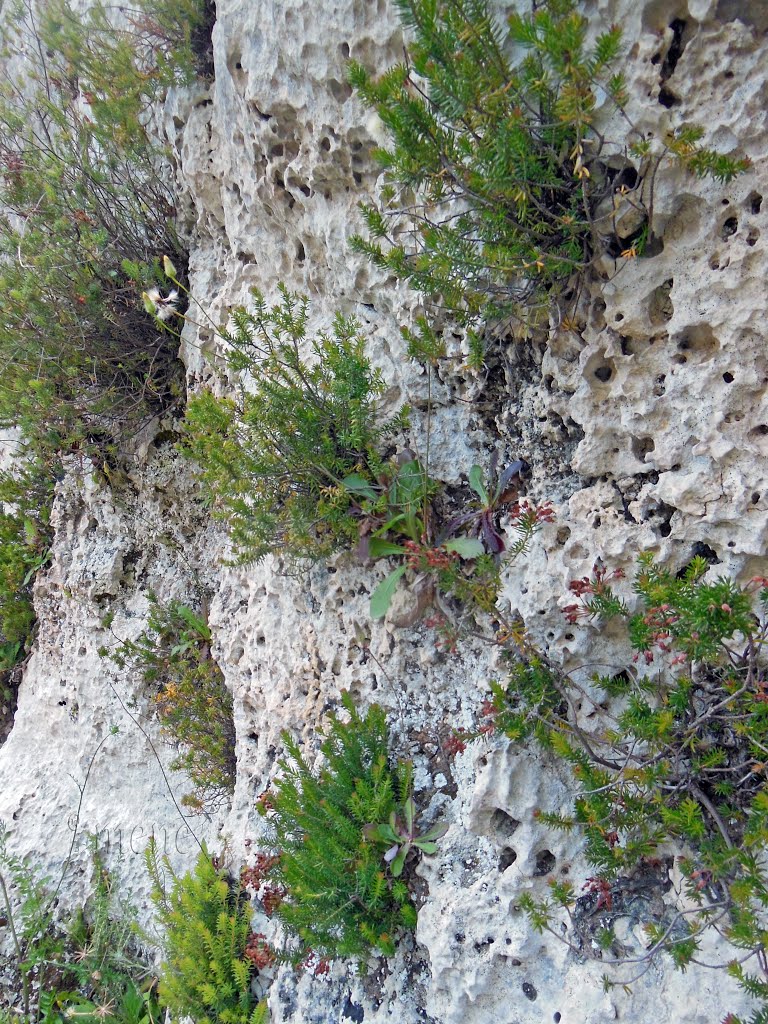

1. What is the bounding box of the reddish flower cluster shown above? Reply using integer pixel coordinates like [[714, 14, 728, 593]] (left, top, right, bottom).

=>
[[423, 612, 460, 654], [241, 853, 279, 888], [256, 790, 275, 813], [241, 854, 285, 916], [443, 729, 468, 758], [582, 876, 613, 912], [563, 566, 625, 624], [478, 699, 497, 736], [403, 540, 458, 573], [509, 500, 556, 525], [245, 933, 275, 970], [299, 950, 332, 977]]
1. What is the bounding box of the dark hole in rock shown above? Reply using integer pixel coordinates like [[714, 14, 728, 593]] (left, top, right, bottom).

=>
[[658, 85, 678, 107], [594, 365, 613, 382], [499, 848, 517, 871], [660, 19, 687, 82], [554, 1015, 562, 1023], [491, 808, 521, 838], [678, 543, 720, 577], [721, 216, 738, 239], [455, 932, 465, 944], [353, 171, 363, 184], [752, 493, 760, 504], [654, 374, 666, 396], [748, 191, 763, 214], [320, 137, 331, 152], [723, 371, 734, 383], [295, 241, 305, 262], [754, 425, 768, 435], [522, 982, 538, 1001], [615, 312, 624, 321], [533, 849, 556, 876]]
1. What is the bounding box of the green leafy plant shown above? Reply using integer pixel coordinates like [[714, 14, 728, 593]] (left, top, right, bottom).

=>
[[184, 286, 408, 566], [104, 598, 236, 810], [349, 0, 749, 334], [0, 828, 159, 1024], [146, 841, 268, 1024], [0, 0, 199, 468], [488, 555, 768, 1019], [256, 693, 423, 959], [366, 793, 448, 877]]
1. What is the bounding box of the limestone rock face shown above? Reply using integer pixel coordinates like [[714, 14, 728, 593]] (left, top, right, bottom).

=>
[[1, 1, 767, 1021]]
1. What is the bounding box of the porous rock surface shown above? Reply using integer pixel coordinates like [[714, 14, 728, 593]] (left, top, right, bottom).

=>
[[1, 0, 767, 1021]]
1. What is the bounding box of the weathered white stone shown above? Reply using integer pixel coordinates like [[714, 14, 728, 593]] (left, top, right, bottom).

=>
[[1, 0, 767, 1021]]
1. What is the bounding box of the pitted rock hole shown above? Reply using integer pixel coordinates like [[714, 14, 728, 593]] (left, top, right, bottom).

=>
[[491, 808, 521, 839], [533, 849, 556, 876], [648, 278, 674, 325], [499, 848, 518, 872]]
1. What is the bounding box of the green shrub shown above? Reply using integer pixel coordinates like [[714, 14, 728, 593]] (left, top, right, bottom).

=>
[[256, 693, 421, 959], [489, 554, 768, 1018], [146, 841, 268, 1024], [349, 0, 749, 335], [184, 286, 408, 566], [105, 598, 236, 810], [0, 828, 159, 1024], [183, 290, 552, 632], [0, 0, 198, 463]]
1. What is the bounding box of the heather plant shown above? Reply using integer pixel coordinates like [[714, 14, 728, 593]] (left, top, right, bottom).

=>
[[0, 0, 198, 464], [104, 598, 236, 811], [349, 0, 750, 336], [180, 281, 553, 633], [184, 286, 408, 566], [146, 841, 268, 1024], [487, 554, 768, 1020], [255, 693, 424, 959]]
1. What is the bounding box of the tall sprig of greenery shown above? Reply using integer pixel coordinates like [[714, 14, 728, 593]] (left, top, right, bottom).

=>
[[258, 693, 417, 959], [489, 555, 768, 1019], [104, 598, 236, 811], [146, 842, 267, 1024], [0, 0, 193, 458], [348, 0, 749, 333], [184, 286, 408, 565]]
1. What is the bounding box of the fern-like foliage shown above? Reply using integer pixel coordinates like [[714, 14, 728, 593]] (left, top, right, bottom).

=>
[[259, 693, 417, 959], [146, 841, 267, 1024]]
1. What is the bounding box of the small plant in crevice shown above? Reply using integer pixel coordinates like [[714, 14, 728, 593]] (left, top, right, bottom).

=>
[[183, 285, 407, 566], [181, 284, 553, 635], [146, 840, 268, 1024], [486, 553, 768, 1021], [104, 597, 236, 811], [348, 0, 750, 339], [0, 829, 160, 1024], [254, 693, 438, 961]]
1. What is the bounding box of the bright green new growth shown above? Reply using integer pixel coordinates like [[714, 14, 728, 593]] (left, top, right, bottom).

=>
[[184, 286, 407, 565], [260, 693, 418, 959], [146, 841, 267, 1024], [349, 0, 749, 333], [491, 555, 768, 1017], [104, 598, 236, 810]]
